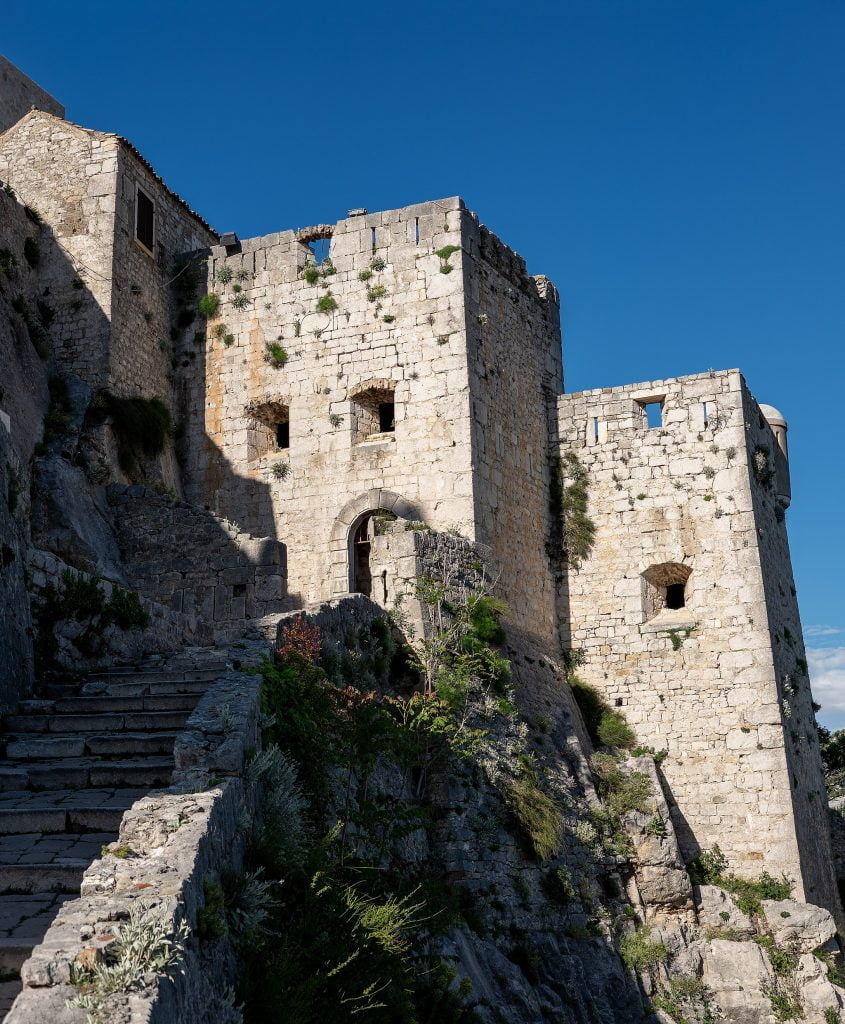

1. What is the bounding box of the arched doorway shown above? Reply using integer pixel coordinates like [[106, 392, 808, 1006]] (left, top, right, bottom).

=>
[[328, 490, 421, 599], [350, 511, 396, 596]]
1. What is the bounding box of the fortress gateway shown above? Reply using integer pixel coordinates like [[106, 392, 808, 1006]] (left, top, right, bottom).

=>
[[0, 53, 837, 925]]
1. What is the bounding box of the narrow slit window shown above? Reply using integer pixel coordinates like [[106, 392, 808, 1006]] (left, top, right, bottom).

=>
[[378, 402, 395, 433], [135, 187, 155, 253], [371, 227, 377, 252], [702, 402, 710, 428], [593, 416, 600, 442], [276, 421, 289, 450], [415, 217, 420, 244]]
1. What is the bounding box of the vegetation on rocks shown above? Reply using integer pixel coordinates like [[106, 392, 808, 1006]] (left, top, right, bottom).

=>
[[88, 390, 171, 481], [688, 845, 792, 915]]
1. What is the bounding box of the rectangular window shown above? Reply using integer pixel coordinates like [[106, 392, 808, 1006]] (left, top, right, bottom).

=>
[[378, 402, 395, 432], [642, 400, 664, 429], [276, 421, 290, 450], [135, 187, 155, 253]]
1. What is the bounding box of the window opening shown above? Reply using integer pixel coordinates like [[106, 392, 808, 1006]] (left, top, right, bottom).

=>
[[309, 238, 330, 266], [245, 400, 290, 460], [379, 402, 395, 433], [702, 402, 710, 429], [641, 562, 692, 622], [644, 401, 663, 429], [415, 217, 420, 244], [135, 187, 155, 253], [593, 416, 600, 442], [371, 227, 377, 252], [352, 384, 397, 443]]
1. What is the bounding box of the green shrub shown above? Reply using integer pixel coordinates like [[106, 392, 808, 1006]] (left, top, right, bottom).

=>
[[232, 292, 249, 310], [590, 753, 652, 818], [265, 343, 288, 368], [687, 845, 793, 915], [316, 291, 338, 314], [197, 293, 220, 318], [543, 866, 576, 905], [569, 676, 635, 749], [367, 284, 387, 302], [302, 263, 320, 284], [619, 928, 667, 972], [358, 268, 373, 282], [370, 256, 386, 271], [93, 392, 171, 480], [215, 266, 233, 284], [501, 774, 563, 861], [198, 881, 227, 940]]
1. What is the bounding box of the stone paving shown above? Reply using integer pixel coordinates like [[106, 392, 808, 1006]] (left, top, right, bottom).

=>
[[0, 651, 223, 1019]]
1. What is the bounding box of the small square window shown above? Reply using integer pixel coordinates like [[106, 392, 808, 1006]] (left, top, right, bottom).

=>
[[276, 421, 289, 450], [135, 187, 155, 253]]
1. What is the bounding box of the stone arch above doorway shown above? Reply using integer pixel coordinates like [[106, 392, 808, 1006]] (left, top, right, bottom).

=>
[[328, 489, 421, 597]]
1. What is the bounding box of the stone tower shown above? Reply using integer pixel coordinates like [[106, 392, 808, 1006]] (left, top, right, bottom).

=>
[[179, 199, 563, 652], [556, 371, 837, 910]]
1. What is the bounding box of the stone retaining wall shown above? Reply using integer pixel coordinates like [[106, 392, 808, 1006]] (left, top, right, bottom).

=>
[[27, 546, 212, 664], [7, 645, 264, 1024], [108, 484, 288, 640]]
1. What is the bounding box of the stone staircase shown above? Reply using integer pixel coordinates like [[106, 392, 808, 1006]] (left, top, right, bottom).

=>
[[0, 650, 226, 1017]]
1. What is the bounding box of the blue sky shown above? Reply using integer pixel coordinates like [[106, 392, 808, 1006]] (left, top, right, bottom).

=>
[[5, 1, 845, 723]]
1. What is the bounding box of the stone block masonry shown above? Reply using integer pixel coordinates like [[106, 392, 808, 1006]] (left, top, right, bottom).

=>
[[179, 198, 560, 651], [0, 56, 63, 135], [556, 368, 840, 917], [108, 485, 288, 640]]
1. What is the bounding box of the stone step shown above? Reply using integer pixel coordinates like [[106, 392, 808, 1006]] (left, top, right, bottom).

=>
[[0, 937, 30, 973], [0, 758, 173, 792], [80, 678, 210, 697], [17, 693, 199, 715], [0, 787, 146, 813], [3, 732, 178, 760], [84, 668, 221, 685], [0, 862, 88, 894], [0, 806, 125, 835], [4, 710, 190, 734]]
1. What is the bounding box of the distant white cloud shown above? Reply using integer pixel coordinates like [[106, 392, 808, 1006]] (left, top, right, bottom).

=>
[[808, 647, 845, 714], [804, 625, 842, 639]]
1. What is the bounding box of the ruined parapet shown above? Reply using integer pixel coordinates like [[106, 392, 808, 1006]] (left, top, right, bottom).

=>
[[555, 369, 840, 919]]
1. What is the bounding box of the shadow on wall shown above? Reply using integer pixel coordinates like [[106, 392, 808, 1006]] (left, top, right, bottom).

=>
[[0, 192, 293, 705]]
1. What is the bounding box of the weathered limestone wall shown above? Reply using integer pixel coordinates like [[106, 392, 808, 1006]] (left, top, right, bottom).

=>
[[463, 219, 562, 650], [109, 144, 214, 406], [0, 111, 116, 389], [556, 369, 836, 912], [739, 386, 840, 914], [109, 484, 288, 639], [0, 55, 64, 134], [180, 198, 478, 607]]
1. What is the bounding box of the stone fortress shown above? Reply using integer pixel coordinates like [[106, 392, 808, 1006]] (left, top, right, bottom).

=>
[[0, 55, 842, 1019]]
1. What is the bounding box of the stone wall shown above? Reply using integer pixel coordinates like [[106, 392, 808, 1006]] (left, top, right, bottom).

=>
[[109, 144, 214, 404], [0, 55, 64, 134], [556, 369, 837, 914], [178, 198, 477, 608], [109, 484, 288, 639], [739, 385, 840, 915], [0, 111, 116, 390], [0, 425, 33, 709], [463, 218, 563, 652], [27, 546, 212, 662]]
